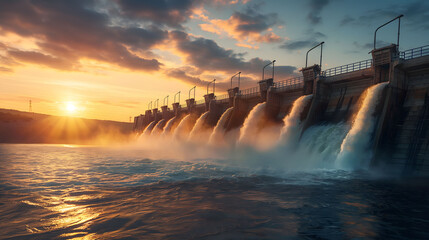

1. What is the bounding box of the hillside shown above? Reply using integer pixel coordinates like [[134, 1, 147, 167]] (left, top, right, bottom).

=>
[[0, 108, 134, 144]]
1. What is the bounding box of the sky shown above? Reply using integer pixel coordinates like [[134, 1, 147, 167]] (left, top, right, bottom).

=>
[[1, 0, 428, 122]]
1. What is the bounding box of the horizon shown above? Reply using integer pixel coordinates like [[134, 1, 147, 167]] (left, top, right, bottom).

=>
[[1, 0, 429, 121]]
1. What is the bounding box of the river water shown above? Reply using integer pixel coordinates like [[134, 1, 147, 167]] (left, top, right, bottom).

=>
[[1, 144, 428, 239]]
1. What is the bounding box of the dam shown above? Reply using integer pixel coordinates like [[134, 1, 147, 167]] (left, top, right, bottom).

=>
[[133, 43, 429, 177]]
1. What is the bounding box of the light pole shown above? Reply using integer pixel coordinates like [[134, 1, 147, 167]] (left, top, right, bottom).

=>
[[373, 14, 404, 50], [262, 60, 276, 81], [230, 72, 241, 88], [154, 99, 159, 109], [189, 86, 196, 99], [163, 95, 169, 106], [207, 79, 216, 95], [174, 91, 180, 104], [148, 101, 152, 110], [306, 41, 325, 68]]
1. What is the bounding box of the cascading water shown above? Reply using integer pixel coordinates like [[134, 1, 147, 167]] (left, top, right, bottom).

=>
[[335, 82, 388, 169], [151, 119, 166, 135], [142, 120, 156, 135], [209, 107, 233, 145], [162, 116, 176, 136], [173, 114, 196, 140], [188, 111, 211, 143], [238, 102, 266, 146], [135, 82, 388, 173], [280, 94, 313, 146]]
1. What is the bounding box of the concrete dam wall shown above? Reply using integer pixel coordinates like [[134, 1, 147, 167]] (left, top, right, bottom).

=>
[[134, 44, 429, 177]]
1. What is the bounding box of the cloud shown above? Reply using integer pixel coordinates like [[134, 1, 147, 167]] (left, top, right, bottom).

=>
[[171, 31, 295, 75], [115, 0, 199, 29], [169, 31, 297, 88], [165, 67, 264, 91], [199, 4, 282, 48], [340, 15, 354, 26], [0, 0, 166, 71], [340, 1, 429, 30], [307, 0, 330, 24], [279, 30, 325, 52], [353, 40, 391, 50], [0, 66, 12, 72], [212, 0, 251, 5], [8, 50, 75, 70], [280, 40, 319, 51]]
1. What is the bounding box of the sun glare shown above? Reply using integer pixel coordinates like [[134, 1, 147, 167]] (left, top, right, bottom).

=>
[[66, 102, 77, 114]]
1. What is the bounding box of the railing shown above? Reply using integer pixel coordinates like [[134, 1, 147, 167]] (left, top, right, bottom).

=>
[[322, 59, 372, 77], [273, 76, 304, 91], [196, 99, 205, 105], [399, 45, 429, 60], [239, 86, 260, 98], [215, 94, 230, 103]]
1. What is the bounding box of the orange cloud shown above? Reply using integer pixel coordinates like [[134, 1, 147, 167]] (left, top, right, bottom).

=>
[[198, 7, 283, 48]]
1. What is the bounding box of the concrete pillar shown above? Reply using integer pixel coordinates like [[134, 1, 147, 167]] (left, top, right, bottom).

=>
[[301, 64, 321, 95], [152, 108, 159, 122], [172, 102, 181, 116], [301, 75, 331, 134], [133, 116, 139, 131], [226, 95, 249, 131], [186, 98, 195, 113], [205, 100, 223, 127], [204, 93, 215, 111], [265, 86, 281, 119], [142, 110, 153, 131], [258, 78, 274, 101], [161, 105, 174, 120], [227, 87, 239, 107], [372, 44, 398, 84]]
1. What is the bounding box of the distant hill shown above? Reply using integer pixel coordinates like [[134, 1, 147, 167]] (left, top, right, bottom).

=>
[[0, 108, 134, 144]]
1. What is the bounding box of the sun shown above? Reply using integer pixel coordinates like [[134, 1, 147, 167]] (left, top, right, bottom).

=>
[[66, 102, 77, 114]]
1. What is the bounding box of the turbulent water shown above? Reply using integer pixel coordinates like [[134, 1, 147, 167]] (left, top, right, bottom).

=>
[[1, 144, 429, 240]]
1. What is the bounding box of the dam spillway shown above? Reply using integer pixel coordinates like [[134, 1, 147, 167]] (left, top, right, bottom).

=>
[[134, 44, 429, 177]]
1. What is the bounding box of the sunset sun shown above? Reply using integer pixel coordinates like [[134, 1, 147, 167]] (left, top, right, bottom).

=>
[[66, 102, 77, 114]]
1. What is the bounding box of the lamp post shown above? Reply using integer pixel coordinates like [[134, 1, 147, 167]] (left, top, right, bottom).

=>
[[148, 101, 152, 110], [163, 95, 169, 106], [373, 14, 404, 50], [207, 79, 216, 95], [306, 41, 325, 68], [230, 72, 241, 88], [174, 91, 180, 104], [262, 60, 276, 81], [189, 86, 196, 99], [154, 99, 159, 109]]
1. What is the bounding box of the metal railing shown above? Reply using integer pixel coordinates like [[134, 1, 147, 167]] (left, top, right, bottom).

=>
[[322, 59, 373, 77], [239, 86, 260, 98], [273, 76, 304, 91], [399, 45, 429, 60], [196, 99, 205, 105], [215, 94, 230, 103]]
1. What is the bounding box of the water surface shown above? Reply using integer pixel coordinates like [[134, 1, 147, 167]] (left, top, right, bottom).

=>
[[1, 144, 428, 239]]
